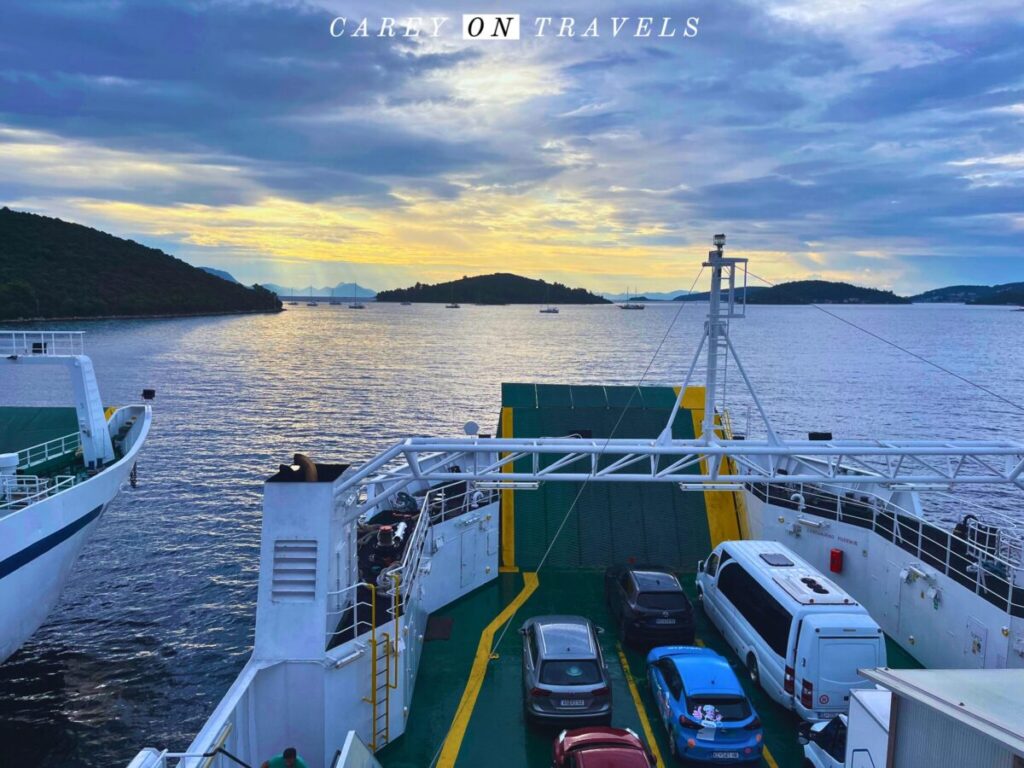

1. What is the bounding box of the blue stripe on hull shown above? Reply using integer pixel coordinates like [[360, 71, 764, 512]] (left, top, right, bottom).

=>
[[0, 504, 104, 579]]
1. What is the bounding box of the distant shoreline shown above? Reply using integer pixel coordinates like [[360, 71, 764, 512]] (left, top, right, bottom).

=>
[[2, 307, 284, 324]]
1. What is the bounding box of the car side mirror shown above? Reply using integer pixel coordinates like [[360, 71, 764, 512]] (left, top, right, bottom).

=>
[[797, 722, 811, 746], [595, 626, 605, 635], [519, 627, 527, 635]]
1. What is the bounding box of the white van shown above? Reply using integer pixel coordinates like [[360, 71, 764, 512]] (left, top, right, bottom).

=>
[[696, 540, 886, 721]]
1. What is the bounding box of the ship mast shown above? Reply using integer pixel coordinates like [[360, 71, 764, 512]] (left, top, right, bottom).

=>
[[662, 234, 780, 448]]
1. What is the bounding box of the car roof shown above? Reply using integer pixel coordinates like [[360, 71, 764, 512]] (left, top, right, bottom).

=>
[[527, 616, 596, 658], [658, 648, 745, 697], [630, 569, 682, 592]]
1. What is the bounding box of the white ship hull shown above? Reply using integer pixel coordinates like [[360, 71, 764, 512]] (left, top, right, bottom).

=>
[[0, 404, 151, 664]]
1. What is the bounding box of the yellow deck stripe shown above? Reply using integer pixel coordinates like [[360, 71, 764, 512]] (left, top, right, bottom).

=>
[[615, 645, 665, 768], [437, 571, 539, 767], [499, 406, 517, 571], [676, 385, 743, 546]]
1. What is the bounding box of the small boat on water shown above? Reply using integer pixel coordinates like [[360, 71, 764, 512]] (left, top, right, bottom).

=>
[[1, 331, 151, 665], [348, 282, 365, 309], [540, 285, 559, 313], [620, 285, 645, 310], [129, 235, 1024, 768]]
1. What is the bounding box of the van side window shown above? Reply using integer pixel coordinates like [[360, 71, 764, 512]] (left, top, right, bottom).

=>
[[717, 562, 793, 658], [705, 552, 720, 577]]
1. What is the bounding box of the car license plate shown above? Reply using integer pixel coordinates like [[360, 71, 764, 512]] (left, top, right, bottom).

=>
[[559, 699, 586, 707], [655, 618, 676, 625], [712, 752, 740, 760]]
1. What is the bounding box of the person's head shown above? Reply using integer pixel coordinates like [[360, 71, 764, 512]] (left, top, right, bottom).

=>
[[283, 747, 297, 767]]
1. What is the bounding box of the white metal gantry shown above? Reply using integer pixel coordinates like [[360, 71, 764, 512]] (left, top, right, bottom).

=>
[[336, 236, 1024, 508]]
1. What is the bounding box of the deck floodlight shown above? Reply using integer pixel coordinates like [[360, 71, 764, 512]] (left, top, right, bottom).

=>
[[678, 482, 743, 492], [474, 481, 540, 491], [713, 233, 726, 249]]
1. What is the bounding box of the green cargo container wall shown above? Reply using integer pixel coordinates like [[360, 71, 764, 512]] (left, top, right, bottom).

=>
[[497, 383, 712, 572]]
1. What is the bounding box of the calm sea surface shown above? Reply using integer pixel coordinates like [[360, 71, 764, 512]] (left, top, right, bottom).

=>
[[1, 302, 1022, 766]]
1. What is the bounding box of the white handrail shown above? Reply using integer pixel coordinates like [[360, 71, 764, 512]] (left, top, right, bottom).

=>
[[17, 431, 81, 470], [0, 474, 78, 512], [0, 330, 85, 357]]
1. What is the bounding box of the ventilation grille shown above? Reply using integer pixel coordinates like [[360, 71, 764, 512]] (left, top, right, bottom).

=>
[[272, 539, 317, 601]]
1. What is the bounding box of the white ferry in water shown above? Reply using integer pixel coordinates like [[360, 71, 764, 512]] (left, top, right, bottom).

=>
[[130, 237, 1024, 768], [0, 331, 151, 664]]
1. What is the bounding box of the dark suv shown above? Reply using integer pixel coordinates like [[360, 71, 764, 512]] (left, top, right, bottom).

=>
[[604, 566, 695, 646]]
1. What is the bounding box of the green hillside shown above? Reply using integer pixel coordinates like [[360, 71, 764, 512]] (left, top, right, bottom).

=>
[[969, 286, 1024, 306], [746, 280, 909, 305], [376, 273, 610, 304], [0, 208, 281, 320]]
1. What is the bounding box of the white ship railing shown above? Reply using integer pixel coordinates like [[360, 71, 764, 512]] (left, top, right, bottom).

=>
[[17, 431, 81, 470], [0, 330, 85, 357], [749, 479, 1024, 617], [325, 581, 378, 649], [0, 474, 78, 513]]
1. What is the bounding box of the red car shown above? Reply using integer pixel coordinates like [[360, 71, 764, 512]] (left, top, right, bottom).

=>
[[552, 727, 656, 768]]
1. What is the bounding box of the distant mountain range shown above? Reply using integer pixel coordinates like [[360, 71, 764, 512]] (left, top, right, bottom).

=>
[[0, 208, 281, 320], [262, 282, 376, 299], [376, 273, 609, 304], [604, 290, 693, 301], [200, 266, 240, 284]]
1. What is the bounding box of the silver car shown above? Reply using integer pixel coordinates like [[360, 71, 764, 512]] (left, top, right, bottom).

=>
[[520, 615, 611, 724]]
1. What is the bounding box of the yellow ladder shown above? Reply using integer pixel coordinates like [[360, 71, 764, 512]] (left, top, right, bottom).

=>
[[366, 574, 402, 751]]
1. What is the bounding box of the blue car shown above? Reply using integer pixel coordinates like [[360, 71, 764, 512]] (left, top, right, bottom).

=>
[[647, 646, 764, 764]]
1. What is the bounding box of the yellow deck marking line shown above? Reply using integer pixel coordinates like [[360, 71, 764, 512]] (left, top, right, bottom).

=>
[[437, 571, 539, 768], [615, 644, 665, 768], [499, 406, 517, 571], [674, 385, 745, 546]]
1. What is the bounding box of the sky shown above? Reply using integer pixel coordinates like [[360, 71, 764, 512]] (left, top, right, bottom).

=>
[[1, 0, 1023, 294]]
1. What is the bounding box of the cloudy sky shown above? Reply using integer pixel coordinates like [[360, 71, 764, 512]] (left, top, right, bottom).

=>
[[1, 0, 1023, 293]]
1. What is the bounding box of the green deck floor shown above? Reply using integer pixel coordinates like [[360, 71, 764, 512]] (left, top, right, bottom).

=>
[[380, 570, 920, 768]]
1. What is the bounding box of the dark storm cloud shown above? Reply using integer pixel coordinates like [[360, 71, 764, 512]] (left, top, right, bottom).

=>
[[0, 0, 487, 202]]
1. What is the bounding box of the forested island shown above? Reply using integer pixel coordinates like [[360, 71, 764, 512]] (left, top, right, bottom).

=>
[[908, 282, 1024, 305], [376, 273, 610, 304], [0, 208, 281, 321], [674, 280, 909, 304]]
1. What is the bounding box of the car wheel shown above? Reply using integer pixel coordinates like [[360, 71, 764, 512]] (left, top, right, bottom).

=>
[[747, 654, 760, 686]]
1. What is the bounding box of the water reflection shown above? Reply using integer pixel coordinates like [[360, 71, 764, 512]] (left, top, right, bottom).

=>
[[0, 303, 1021, 766]]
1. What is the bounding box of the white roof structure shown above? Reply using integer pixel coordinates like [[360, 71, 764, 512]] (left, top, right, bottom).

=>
[[861, 668, 1024, 756]]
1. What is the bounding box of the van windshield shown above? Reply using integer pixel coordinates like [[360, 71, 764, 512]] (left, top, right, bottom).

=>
[[637, 592, 689, 610], [540, 660, 602, 685], [685, 695, 752, 722]]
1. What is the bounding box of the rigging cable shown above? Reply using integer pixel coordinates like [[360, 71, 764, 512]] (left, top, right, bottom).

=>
[[426, 264, 706, 768], [746, 269, 1024, 415]]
